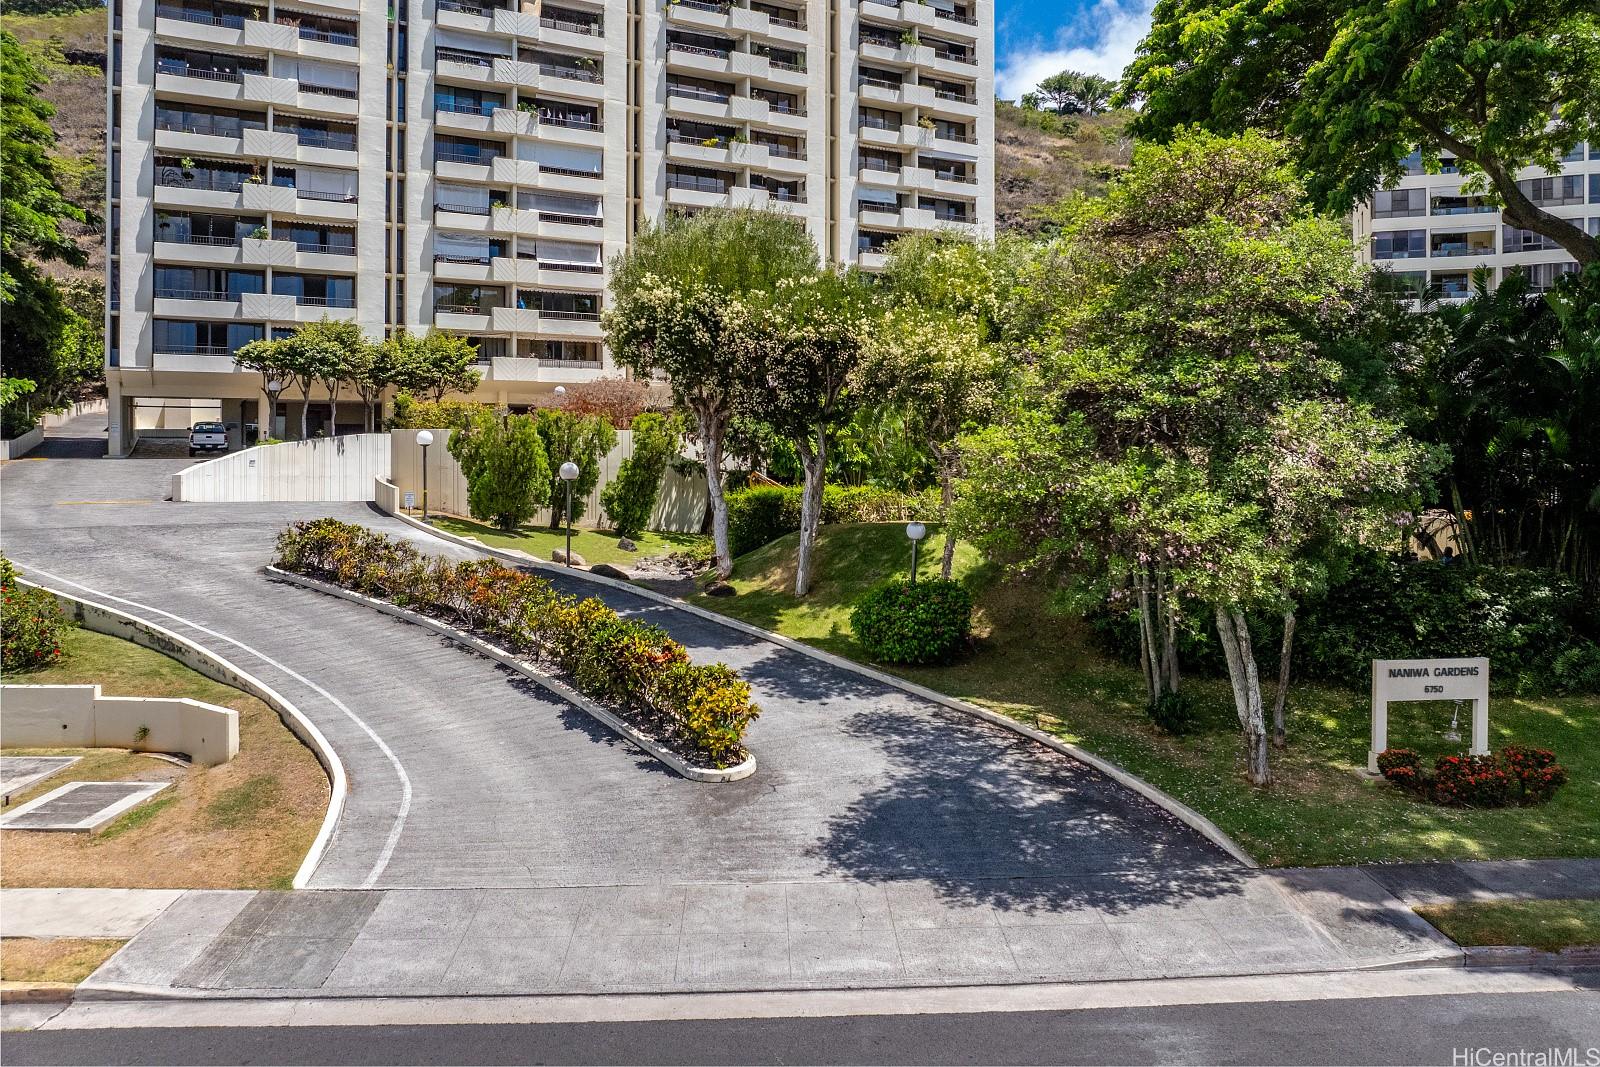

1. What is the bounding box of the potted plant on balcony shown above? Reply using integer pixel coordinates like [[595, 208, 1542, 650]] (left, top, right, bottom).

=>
[[900, 29, 920, 47], [917, 115, 936, 130], [249, 225, 270, 240]]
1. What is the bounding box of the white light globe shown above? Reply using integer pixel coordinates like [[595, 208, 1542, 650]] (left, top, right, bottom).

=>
[[906, 521, 927, 542], [416, 430, 435, 447], [554, 385, 567, 398], [559, 461, 580, 480]]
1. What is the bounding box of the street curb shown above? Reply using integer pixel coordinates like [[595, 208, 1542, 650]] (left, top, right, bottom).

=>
[[265, 567, 757, 783], [378, 505, 1257, 867], [1463, 944, 1600, 969], [0, 982, 76, 1004], [14, 577, 346, 890]]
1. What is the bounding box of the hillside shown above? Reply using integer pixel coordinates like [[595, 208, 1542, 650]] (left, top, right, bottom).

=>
[[993, 100, 1132, 233], [8, 7, 108, 286]]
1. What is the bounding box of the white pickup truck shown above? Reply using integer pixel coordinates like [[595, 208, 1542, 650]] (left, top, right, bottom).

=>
[[188, 422, 229, 457]]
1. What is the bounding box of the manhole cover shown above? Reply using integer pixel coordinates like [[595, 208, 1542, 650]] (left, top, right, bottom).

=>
[[0, 756, 81, 799], [0, 781, 170, 833]]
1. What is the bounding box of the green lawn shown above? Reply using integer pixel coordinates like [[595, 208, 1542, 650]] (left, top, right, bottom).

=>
[[682, 523, 1599, 868], [431, 515, 708, 567], [1416, 900, 1600, 952]]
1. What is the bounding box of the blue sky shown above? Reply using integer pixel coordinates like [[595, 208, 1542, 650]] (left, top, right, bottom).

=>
[[993, 0, 1155, 102]]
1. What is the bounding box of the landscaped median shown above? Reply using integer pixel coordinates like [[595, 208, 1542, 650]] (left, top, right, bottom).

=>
[[270, 519, 760, 779]]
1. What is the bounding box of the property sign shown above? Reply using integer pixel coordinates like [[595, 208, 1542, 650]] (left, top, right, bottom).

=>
[[403, 491, 416, 510], [1369, 657, 1489, 773]]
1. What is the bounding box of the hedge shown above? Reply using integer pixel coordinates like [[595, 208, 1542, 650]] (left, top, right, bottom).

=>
[[725, 484, 934, 557], [274, 519, 758, 768], [850, 578, 973, 666]]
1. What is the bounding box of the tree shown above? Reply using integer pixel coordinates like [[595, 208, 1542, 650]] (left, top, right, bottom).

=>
[[234, 336, 292, 440], [303, 318, 371, 436], [558, 376, 666, 427], [955, 131, 1437, 786], [605, 208, 819, 578], [534, 409, 617, 527], [733, 268, 878, 595], [258, 319, 371, 439], [602, 412, 681, 538], [1032, 70, 1117, 116], [384, 329, 482, 404], [346, 336, 392, 432], [447, 411, 551, 531], [1121, 0, 1600, 266], [1, 30, 87, 300]]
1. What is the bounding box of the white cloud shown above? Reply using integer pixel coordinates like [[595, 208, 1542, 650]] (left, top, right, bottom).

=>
[[995, 0, 1155, 102]]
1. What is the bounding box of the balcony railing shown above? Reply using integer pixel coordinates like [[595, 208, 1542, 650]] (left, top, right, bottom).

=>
[[933, 211, 971, 223], [927, 169, 976, 184], [539, 211, 603, 227], [296, 188, 357, 202], [157, 118, 263, 137], [860, 157, 898, 172], [156, 62, 250, 82], [541, 14, 602, 35], [436, 145, 499, 165], [161, 233, 242, 246], [540, 165, 602, 179], [667, 173, 731, 194], [541, 112, 603, 130], [292, 128, 358, 151], [292, 240, 356, 255], [858, 75, 902, 90], [438, 0, 489, 13], [672, 0, 729, 11], [436, 47, 496, 67], [668, 84, 730, 103], [669, 41, 731, 59], [933, 88, 975, 103], [156, 344, 233, 357], [539, 261, 603, 274], [768, 57, 804, 71], [760, 142, 804, 159], [436, 201, 493, 215], [157, 171, 250, 191], [156, 5, 244, 29], [539, 62, 602, 82], [859, 116, 897, 130], [936, 8, 978, 24], [436, 98, 497, 115], [298, 26, 357, 46], [294, 294, 357, 307], [436, 252, 493, 264], [538, 357, 602, 368], [435, 303, 492, 314], [300, 81, 359, 99], [154, 288, 233, 301], [541, 309, 600, 320], [935, 130, 977, 144]]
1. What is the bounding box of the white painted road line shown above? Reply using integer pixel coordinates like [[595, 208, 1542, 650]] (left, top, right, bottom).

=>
[[13, 563, 412, 890]]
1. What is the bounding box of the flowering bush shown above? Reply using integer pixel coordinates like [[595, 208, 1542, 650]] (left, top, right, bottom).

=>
[[1, 554, 68, 673], [851, 578, 973, 666], [1377, 745, 1567, 807], [274, 520, 758, 767]]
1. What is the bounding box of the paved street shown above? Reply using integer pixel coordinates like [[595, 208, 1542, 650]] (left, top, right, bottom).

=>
[[7, 977, 1599, 1065], [1, 416, 1457, 996]]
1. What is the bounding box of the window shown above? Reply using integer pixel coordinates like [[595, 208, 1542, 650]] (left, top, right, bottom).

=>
[[1373, 188, 1424, 218], [153, 267, 263, 300], [1520, 262, 1580, 293], [1428, 272, 1471, 300], [1518, 175, 1585, 207], [272, 273, 356, 307], [1430, 194, 1493, 215], [1502, 225, 1561, 253], [1430, 230, 1495, 258], [1372, 230, 1425, 260], [154, 212, 262, 246], [152, 319, 263, 355]]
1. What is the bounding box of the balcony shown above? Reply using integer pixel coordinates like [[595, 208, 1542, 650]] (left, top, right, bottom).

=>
[[730, 5, 807, 45], [241, 127, 299, 160], [242, 73, 298, 106], [490, 106, 539, 137], [240, 291, 298, 318], [667, 41, 734, 77], [240, 236, 298, 265], [665, 0, 733, 32], [1430, 231, 1496, 259], [861, 0, 936, 28], [435, 305, 494, 331], [154, 236, 244, 265], [490, 306, 540, 332], [241, 182, 298, 213]]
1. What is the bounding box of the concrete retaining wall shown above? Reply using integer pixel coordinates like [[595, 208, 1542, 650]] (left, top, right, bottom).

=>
[[387, 428, 707, 533], [1, 425, 45, 460], [2, 684, 238, 766], [43, 399, 108, 428], [170, 434, 391, 502]]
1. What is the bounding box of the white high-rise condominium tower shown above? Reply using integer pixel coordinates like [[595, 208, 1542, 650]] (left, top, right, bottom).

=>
[[1352, 144, 1600, 301], [105, 0, 994, 454]]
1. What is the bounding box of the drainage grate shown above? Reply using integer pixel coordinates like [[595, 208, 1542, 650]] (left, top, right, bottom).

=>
[[0, 780, 171, 832], [0, 756, 82, 801]]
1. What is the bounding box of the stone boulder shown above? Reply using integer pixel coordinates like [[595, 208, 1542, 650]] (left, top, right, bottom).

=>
[[551, 549, 588, 566], [704, 582, 736, 597], [589, 563, 630, 581], [617, 537, 638, 552]]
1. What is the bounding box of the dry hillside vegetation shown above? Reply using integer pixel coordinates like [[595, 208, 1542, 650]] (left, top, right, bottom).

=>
[[994, 101, 1133, 233]]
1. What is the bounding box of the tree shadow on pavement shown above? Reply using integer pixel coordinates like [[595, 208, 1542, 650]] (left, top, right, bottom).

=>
[[806, 707, 1248, 918]]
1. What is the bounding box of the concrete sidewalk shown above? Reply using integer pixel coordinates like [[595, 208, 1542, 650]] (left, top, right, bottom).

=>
[[78, 866, 1459, 999], [1356, 859, 1600, 907], [1, 889, 184, 939]]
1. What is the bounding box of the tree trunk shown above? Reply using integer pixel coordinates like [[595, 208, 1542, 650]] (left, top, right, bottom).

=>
[[1215, 604, 1271, 786], [1156, 571, 1180, 693], [938, 457, 957, 580], [1134, 570, 1163, 705], [298, 387, 310, 440], [793, 430, 826, 596], [1272, 605, 1296, 749], [700, 409, 733, 580]]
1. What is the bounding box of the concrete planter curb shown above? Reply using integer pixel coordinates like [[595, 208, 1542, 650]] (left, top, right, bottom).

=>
[[265, 567, 757, 783], [380, 505, 1256, 866], [1463, 944, 1600, 969], [0, 981, 76, 1004], [14, 578, 346, 890]]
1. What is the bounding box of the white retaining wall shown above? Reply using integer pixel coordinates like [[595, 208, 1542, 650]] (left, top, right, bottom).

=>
[[2, 684, 238, 766], [1, 425, 44, 460], [170, 434, 391, 502], [388, 428, 707, 533], [43, 399, 109, 428]]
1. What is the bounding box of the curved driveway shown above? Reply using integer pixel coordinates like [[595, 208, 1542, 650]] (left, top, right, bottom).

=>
[[2, 416, 1227, 904]]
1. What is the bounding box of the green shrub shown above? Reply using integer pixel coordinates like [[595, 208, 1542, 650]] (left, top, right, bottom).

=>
[[724, 484, 932, 556], [602, 412, 677, 539], [1146, 691, 1199, 735], [447, 411, 551, 532], [1552, 641, 1600, 694], [851, 578, 973, 665], [389, 393, 495, 430], [1, 554, 69, 673], [273, 519, 758, 767]]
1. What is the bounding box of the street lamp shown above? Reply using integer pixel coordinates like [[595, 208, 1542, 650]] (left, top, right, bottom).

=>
[[559, 460, 580, 565], [906, 521, 927, 585], [265, 378, 284, 442], [553, 385, 567, 403], [416, 429, 434, 520]]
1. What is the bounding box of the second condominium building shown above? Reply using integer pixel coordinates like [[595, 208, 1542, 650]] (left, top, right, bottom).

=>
[[106, 0, 994, 453]]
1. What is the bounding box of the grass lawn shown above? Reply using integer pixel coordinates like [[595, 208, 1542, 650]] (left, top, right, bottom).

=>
[[0, 939, 125, 986], [1, 627, 328, 890], [1416, 900, 1600, 952], [680, 522, 1599, 868], [430, 514, 709, 567]]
